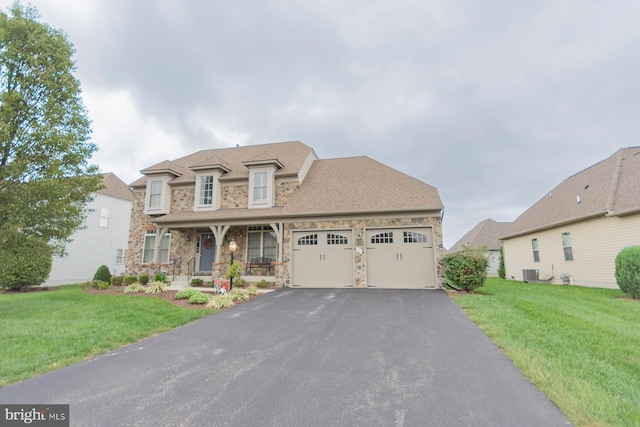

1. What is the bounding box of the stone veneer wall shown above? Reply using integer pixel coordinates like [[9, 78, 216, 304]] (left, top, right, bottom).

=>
[[282, 216, 444, 288], [221, 184, 248, 209]]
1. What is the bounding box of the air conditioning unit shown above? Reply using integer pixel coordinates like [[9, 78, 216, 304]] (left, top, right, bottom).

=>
[[522, 269, 539, 282]]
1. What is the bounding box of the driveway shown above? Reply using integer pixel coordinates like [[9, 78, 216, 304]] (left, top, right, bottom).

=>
[[0, 289, 570, 426]]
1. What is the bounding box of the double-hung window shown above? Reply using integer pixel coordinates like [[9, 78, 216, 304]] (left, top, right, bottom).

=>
[[247, 226, 277, 260], [116, 249, 126, 264], [143, 230, 171, 263], [253, 172, 268, 203], [99, 207, 109, 228], [145, 177, 170, 214], [562, 232, 573, 261], [149, 180, 163, 209], [531, 238, 540, 262]]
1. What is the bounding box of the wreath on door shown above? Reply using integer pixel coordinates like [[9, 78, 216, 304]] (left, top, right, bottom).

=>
[[203, 238, 213, 250]]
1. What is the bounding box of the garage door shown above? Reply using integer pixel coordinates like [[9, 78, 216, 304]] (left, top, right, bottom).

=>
[[292, 230, 353, 287], [366, 228, 436, 289]]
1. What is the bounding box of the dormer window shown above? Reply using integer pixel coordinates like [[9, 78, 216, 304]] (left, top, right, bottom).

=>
[[243, 156, 283, 209], [193, 172, 221, 211], [253, 171, 268, 202], [144, 176, 170, 215]]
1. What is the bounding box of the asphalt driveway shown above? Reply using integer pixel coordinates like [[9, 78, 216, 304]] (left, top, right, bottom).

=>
[[0, 289, 570, 426]]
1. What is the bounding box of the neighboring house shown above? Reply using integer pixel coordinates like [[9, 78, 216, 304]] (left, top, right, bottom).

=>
[[126, 141, 445, 289], [44, 173, 133, 285], [448, 218, 511, 276], [501, 147, 640, 288]]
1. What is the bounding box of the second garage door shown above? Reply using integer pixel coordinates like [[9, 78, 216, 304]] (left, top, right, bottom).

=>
[[366, 228, 436, 289], [291, 230, 354, 287]]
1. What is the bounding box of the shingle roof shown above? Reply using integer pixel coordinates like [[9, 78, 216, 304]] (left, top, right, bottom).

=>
[[152, 155, 443, 226], [97, 173, 133, 202], [502, 147, 640, 239], [130, 141, 314, 187], [448, 218, 510, 252]]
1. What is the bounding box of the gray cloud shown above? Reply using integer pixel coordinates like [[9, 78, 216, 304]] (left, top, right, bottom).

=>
[[3, 0, 639, 247]]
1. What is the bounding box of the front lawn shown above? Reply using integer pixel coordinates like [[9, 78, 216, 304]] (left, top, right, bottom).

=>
[[451, 278, 640, 427], [0, 285, 214, 387]]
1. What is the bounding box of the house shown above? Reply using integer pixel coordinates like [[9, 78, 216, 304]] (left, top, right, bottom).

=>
[[44, 173, 133, 285], [501, 147, 640, 288], [126, 141, 445, 289], [448, 218, 511, 276]]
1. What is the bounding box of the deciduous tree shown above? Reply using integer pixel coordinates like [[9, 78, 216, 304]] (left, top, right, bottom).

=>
[[0, 3, 102, 268]]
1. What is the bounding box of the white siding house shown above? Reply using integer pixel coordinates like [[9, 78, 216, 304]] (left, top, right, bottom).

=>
[[501, 147, 640, 289], [44, 173, 133, 285]]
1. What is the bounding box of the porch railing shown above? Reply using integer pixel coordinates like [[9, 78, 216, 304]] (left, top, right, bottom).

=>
[[171, 257, 181, 280], [186, 257, 196, 282]]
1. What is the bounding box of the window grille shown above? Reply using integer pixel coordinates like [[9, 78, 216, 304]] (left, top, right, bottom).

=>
[[327, 234, 348, 245], [403, 231, 426, 243], [371, 232, 393, 244], [297, 234, 318, 246]]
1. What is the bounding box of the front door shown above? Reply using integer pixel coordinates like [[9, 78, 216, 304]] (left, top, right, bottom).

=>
[[198, 233, 216, 272]]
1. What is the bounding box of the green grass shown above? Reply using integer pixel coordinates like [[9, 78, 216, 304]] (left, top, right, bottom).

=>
[[451, 278, 640, 427], [0, 285, 213, 387]]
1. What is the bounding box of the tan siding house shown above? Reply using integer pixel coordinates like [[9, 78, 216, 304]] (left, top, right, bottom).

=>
[[126, 141, 445, 289], [501, 147, 640, 288]]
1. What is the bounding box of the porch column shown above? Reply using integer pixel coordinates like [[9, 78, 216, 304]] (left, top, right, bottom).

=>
[[269, 222, 284, 262], [154, 227, 168, 263], [210, 224, 231, 263]]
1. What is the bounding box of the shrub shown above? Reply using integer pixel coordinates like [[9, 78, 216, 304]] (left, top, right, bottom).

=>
[[229, 288, 248, 302], [247, 285, 258, 296], [256, 279, 269, 288], [190, 278, 204, 286], [0, 233, 53, 290], [110, 276, 124, 286], [615, 246, 640, 299], [145, 281, 167, 294], [139, 274, 149, 285], [188, 292, 211, 304], [124, 283, 146, 293], [154, 273, 166, 283], [498, 246, 506, 279], [93, 265, 112, 283], [236, 277, 247, 287], [206, 295, 235, 310], [441, 248, 489, 292], [91, 280, 110, 290], [124, 276, 137, 285], [224, 261, 242, 285], [175, 288, 203, 300]]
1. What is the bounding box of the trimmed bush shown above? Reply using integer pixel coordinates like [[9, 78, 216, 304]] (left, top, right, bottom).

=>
[[441, 248, 489, 292], [124, 276, 137, 285], [111, 276, 124, 286], [154, 273, 166, 283], [93, 265, 112, 283], [615, 246, 640, 299], [188, 292, 212, 304], [175, 288, 203, 300], [145, 281, 167, 294], [139, 274, 149, 285], [0, 233, 53, 290], [256, 279, 269, 288], [190, 278, 204, 286]]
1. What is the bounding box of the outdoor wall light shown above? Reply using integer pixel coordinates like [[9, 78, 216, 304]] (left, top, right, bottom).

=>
[[228, 239, 238, 290]]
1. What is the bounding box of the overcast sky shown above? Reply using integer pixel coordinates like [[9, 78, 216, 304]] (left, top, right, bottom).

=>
[[3, 1, 639, 248]]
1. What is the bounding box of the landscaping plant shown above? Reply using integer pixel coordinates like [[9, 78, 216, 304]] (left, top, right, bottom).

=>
[[441, 247, 489, 292], [123, 283, 146, 293], [145, 281, 167, 294], [190, 278, 204, 286], [154, 273, 166, 283], [93, 265, 112, 283], [188, 292, 211, 304], [224, 261, 242, 285], [175, 288, 203, 300], [206, 295, 235, 310], [615, 245, 640, 299], [0, 232, 53, 290], [110, 276, 124, 286], [124, 276, 138, 285], [139, 274, 149, 285]]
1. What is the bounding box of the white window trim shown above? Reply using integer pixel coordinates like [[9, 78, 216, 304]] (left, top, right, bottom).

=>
[[144, 177, 170, 215], [193, 172, 221, 211], [248, 166, 276, 209], [99, 207, 109, 228], [142, 230, 171, 264]]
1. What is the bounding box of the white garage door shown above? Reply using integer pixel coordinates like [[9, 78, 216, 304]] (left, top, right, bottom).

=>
[[292, 230, 354, 287], [366, 228, 436, 289]]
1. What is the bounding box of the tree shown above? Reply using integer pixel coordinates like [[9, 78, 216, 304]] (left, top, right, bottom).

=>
[[498, 246, 506, 279], [0, 4, 102, 261]]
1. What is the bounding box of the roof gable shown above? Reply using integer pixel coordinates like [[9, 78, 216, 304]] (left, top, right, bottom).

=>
[[503, 147, 640, 239], [97, 173, 133, 201], [448, 218, 511, 252]]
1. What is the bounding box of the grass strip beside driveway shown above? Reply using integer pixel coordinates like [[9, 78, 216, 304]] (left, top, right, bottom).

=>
[[0, 285, 213, 387], [451, 278, 640, 427]]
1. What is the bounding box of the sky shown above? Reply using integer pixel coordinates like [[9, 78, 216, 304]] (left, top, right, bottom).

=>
[[3, 0, 640, 248]]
